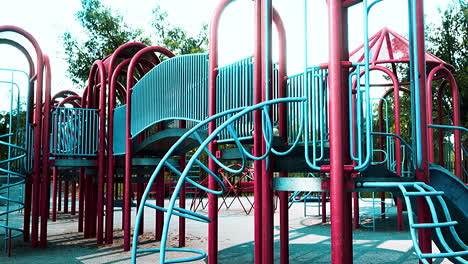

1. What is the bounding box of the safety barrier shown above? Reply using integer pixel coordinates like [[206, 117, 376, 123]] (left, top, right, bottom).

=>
[[131, 54, 209, 137], [50, 107, 99, 156]]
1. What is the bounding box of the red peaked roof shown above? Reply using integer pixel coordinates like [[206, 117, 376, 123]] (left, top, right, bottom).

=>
[[349, 27, 454, 71]]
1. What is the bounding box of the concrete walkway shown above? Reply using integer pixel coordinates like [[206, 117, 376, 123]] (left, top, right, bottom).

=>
[[0, 197, 452, 263]]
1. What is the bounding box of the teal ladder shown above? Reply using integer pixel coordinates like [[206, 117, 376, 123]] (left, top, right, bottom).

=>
[[359, 181, 468, 264]]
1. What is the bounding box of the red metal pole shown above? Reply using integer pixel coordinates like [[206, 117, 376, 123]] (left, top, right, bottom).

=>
[[91, 176, 97, 237], [253, 1, 263, 263], [78, 167, 85, 232], [427, 67, 462, 178], [340, 8, 353, 262], [96, 60, 107, 244], [328, 0, 350, 263], [84, 174, 92, 238], [71, 180, 76, 215], [124, 46, 175, 251], [106, 58, 131, 244], [23, 176, 31, 242], [40, 55, 52, 247], [352, 192, 358, 228], [415, 0, 432, 261], [208, 1, 234, 262], [52, 167, 58, 222], [136, 180, 144, 235], [179, 154, 186, 248], [273, 7, 289, 264], [260, 1, 274, 263], [58, 180, 62, 212], [0, 26, 47, 249], [155, 168, 165, 241], [64, 181, 69, 213]]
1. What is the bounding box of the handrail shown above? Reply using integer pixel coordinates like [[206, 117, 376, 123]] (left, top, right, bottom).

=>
[[428, 124, 468, 133], [370, 132, 413, 153]]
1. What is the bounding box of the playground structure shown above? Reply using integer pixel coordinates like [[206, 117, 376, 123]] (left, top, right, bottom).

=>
[[0, 0, 467, 264]]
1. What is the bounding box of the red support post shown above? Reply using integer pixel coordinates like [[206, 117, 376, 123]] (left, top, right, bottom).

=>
[[96, 60, 107, 244], [179, 154, 186, 248], [328, 0, 352, 263], [260, 1, 274, 263], [23, 178, 31, 242], [58, 180, 62, 212], [52, 167, 58, 222], [155, 169, 165, 241], [273, 7, 289, 264], [207, 1, 234, 262], [340, 7, 353, 263], [40, 55, 52, 248], [415, 0, 432, 261], [253, 1, 263, 263], [71, 180, 76, 215], [136, 181, 144, 235], [64, 181, 69, 214], [106, 58, 131, 244], [353, 192, 358, 228], [78, 168, 85, 232]]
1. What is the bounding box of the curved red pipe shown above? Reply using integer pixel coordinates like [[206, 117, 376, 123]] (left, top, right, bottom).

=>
[[39, 55, 52, 247], [124, 46, 175, 251], [426, 64, 462, 179], [56, 95, 82, 108], [0, 25, 45, 247], [105, 57, 131, 244]]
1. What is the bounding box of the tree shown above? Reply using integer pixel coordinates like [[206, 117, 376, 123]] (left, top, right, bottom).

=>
[[426, 0, 468, 131], [151, 5, 208, 56], [63, 0, 208, 87]]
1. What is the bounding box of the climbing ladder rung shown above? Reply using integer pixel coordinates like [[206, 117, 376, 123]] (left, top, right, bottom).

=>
[[411, 221, 458, 229], [421, 250, 468, 258], [404, 191, 444, 196]]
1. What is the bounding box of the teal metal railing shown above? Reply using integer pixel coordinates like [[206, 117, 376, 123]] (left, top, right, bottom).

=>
[[50, 107, 99, 156], [284, 67, 329, 170], [216, 57, 254, 142], [113, 105, 127, 155], [0, 68, 28, 253], [131, 54, 209, 138], [349, 62, 373, 171], [428, 124, 468, 181], [0, 133, 26, 251]]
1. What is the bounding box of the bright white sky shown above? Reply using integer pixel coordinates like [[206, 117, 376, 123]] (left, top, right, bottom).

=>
[[0, 0, 446, 111]]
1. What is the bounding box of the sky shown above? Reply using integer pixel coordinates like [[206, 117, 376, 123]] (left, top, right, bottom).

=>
[[0, 0, 447, 111]]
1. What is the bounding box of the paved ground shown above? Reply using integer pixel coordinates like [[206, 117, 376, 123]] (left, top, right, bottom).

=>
[[0, 197, 454, 263]]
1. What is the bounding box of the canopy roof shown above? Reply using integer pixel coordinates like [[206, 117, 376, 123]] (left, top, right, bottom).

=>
[[349, 27, 454, 71]]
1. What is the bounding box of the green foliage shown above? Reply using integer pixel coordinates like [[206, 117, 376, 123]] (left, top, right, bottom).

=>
[[426, 0, 468, 133], [62, 0, 208, 88], [151, 5, 208, 56], [63, 0, 151, 87]]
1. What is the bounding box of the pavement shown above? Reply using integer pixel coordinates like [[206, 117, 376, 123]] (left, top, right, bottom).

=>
[[0, 196, 453, 263]]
